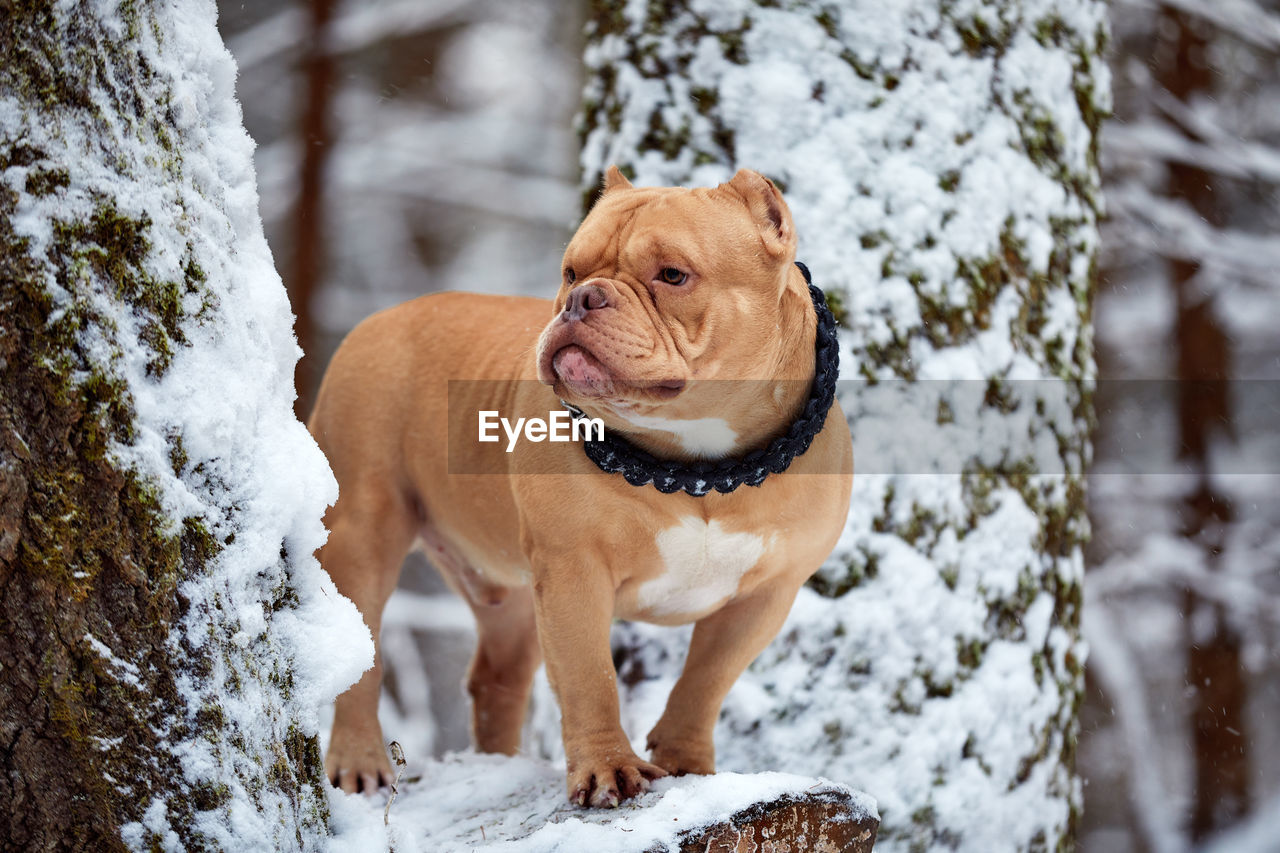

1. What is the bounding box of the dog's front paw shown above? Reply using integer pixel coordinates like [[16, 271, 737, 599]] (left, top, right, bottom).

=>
[[326, 720, 395, 795], [566, 748, 668, 808], [646, 728, 715, 777]]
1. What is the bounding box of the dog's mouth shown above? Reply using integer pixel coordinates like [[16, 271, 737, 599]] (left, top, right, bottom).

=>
[[551, 344, 612, 397], [547, 344, 685, 401]]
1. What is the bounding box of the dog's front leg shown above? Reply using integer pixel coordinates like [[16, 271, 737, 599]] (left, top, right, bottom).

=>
[[646, 572, 803, 776], [531, 557, 668, 807]]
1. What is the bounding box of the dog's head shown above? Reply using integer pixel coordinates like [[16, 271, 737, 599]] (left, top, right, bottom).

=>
[[535, 167, 816, 459]]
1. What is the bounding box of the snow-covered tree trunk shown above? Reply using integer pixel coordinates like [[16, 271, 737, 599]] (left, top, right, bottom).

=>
[[579, 1, 1107, 850], [0, 1, 368, 849]]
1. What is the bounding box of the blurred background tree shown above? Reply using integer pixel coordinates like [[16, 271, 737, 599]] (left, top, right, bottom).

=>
[[220, 0, 583, 413], [220, 0, 585, 765], [217, 1, 1280, 850], [1085, 1, 1280, 851]]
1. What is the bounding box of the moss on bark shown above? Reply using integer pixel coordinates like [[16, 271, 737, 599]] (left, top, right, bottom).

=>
[[579, 0, 753, 215], [0, 173, 203, 849]]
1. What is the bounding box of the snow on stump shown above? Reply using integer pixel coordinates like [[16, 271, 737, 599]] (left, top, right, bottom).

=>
[[338, 754, 878, 852]]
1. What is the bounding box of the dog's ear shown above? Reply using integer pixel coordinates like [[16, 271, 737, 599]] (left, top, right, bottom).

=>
[[725, 169, 795, 260], [603, 165, 633, 193]]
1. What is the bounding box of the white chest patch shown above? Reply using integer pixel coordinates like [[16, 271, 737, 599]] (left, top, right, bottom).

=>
[[616, 411, 738, 458], [637, 516, 769, 617]]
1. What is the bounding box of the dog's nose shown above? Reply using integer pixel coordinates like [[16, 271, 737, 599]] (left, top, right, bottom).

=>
[[562, 284, 611, 321]]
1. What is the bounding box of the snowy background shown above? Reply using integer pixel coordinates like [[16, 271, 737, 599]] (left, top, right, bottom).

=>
[[215, 0, 1280, 850]]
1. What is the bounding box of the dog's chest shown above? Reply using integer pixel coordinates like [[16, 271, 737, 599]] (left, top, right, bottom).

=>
[[635, 515, 771, 617]]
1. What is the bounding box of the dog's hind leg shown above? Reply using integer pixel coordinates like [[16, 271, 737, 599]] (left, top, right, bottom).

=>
[[319, 479, 418, 794], [463, 584, 541, 755]]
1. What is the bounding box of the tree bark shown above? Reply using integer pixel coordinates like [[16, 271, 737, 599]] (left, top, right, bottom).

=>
[[0, 168, 187, 853], [0, 2, 352, 849], [673, 791, 878, 853], [578, 2, 1107, 849]]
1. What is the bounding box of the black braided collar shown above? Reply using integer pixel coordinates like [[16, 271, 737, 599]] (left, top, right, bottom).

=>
[[562, 262, 840, 497]]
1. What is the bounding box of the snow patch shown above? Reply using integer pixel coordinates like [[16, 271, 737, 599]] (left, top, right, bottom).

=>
[[327, 753, 875, 853]]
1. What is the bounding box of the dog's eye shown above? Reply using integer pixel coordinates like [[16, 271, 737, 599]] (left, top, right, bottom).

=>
[[565, 268, 577, 284], [658, 268, 687, 286]]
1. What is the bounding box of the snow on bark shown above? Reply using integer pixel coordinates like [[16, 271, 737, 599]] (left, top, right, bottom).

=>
[[0, 1, 369, 849], [576, 1, 1108, 850]]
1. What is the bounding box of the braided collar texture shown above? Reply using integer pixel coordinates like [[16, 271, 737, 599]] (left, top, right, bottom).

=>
[[562, 262, 840, 497]]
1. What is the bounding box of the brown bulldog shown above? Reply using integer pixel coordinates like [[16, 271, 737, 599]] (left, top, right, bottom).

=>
[[308, 167, 853, 807]]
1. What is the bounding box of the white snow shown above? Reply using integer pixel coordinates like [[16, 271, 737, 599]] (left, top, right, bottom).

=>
[[326, 753, 875, 853], [84, 634, 145, 691]]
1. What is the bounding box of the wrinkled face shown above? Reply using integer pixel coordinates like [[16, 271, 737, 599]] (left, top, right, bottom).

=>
[[535, 168, 800, 425]]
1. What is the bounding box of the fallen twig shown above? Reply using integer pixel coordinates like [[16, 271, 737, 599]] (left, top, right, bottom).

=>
[[384, 741, 408, 827]]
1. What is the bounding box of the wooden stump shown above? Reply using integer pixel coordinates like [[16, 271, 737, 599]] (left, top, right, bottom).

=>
[[670, 788, 878, 852]]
